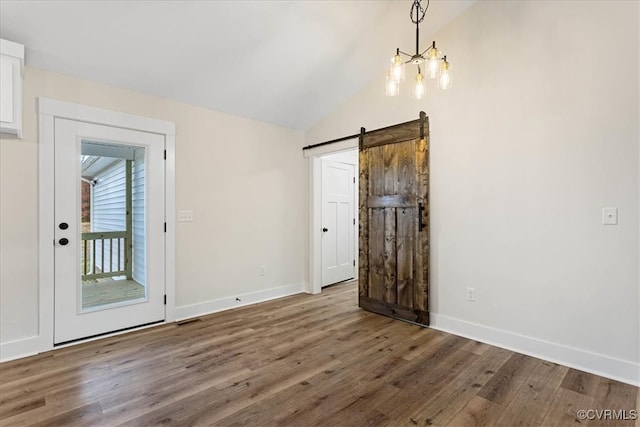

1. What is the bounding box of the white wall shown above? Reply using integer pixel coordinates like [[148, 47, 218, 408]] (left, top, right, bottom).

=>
[[322, 149, 357, 166], [307, 0, 639, 384], [0, 66, 306, 356], [0, 136, 37, 343]]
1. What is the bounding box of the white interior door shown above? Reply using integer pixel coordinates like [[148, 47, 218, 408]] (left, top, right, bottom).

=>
[[321, 159, 355, 286], [54, 118, 165, 344]]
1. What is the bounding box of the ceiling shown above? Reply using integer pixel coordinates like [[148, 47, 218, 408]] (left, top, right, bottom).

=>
[[0, 0, 476, 130]]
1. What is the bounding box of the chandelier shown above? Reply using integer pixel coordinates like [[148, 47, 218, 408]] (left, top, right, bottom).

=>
[[386, 0, 451, 99]]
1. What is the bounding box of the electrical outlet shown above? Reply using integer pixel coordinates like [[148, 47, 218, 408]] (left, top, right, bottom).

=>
[[466, 287, 476, 302], [259, 265, 266, 276]]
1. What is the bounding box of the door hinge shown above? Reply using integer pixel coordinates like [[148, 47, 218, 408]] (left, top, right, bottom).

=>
[[353, 177, 355, 183], [164, 150, 167, 160], [164, 295, 167, 305], [353, 260, 355, 266], [164, 222, 167, 232], [353, 218, 355, 225]]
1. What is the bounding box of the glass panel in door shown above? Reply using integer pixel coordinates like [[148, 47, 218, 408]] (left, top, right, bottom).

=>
[[80, 142, 147, 311]]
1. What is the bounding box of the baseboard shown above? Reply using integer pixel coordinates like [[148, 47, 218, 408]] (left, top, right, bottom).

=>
[[174, 282, 305, 321], [430, 313, 640, 387], [0, 335, 40, 362]]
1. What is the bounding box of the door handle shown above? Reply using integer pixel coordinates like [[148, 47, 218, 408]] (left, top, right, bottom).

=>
[[418, 203, 425, 232], [322, 227, 328, 232], [58, 238, 69, 246]]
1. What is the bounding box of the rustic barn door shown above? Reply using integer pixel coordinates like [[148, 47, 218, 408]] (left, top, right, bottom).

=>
[[358, 112, 429, 326]]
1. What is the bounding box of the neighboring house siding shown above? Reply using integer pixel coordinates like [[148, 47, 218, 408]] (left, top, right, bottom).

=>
[[132, 148, 146, 285], [91, 159, 126, 274], [91, 160, 126, 273], [90, 154, 146, 285]]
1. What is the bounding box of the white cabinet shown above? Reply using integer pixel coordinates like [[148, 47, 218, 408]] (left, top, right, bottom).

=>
[[0, 39, 24, 139]]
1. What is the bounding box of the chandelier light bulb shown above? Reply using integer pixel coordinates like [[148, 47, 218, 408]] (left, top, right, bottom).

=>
[[386, 72, 400, 96], [439, 57, 452, 90], [414, 69, 425, 100], [426, 41, 441, 79], [390, 49, 405, 82]]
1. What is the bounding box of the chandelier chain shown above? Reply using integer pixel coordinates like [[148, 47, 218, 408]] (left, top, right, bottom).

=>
[[410, 0, 429, 25]]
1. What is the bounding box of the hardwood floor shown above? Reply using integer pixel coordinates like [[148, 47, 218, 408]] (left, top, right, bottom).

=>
[[0, 282, 637, 426]]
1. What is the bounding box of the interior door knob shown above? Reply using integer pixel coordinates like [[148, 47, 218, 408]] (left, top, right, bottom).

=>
[[58, 238, 69, 246], [322, 227, 328, 232]]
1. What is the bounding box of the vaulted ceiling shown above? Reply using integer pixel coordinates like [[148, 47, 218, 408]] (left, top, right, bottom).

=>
[[0, 0, 475, 130]]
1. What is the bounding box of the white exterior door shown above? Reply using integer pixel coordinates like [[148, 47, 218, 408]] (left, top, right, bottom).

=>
[[54, 118, 165, 344], [321, 159, 355, 286]]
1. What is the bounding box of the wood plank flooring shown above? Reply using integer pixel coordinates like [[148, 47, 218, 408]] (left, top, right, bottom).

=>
[[0, 282, 637, 426]]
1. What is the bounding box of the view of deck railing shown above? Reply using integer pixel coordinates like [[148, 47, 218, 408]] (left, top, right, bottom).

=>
[[81, 231, 130, 280]]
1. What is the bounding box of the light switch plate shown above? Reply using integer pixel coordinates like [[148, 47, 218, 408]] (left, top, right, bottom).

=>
[[178, 210, 194, 222], [602, 207, 618, 225]]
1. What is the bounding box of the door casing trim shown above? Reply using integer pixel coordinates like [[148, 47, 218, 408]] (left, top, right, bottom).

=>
[[304, 138, 358, 294], [37, 97, 176, 353]]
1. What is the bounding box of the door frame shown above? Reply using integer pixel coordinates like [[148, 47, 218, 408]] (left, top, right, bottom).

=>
[[38, 97, 176, 352], [304, 138, 358, 294]]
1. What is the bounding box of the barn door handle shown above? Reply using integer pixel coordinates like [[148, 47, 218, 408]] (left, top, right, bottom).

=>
[[418, 203, 425, 232], [322, 227, 328, 232]]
